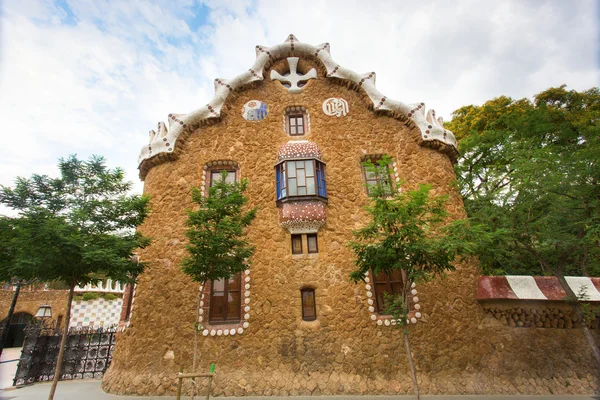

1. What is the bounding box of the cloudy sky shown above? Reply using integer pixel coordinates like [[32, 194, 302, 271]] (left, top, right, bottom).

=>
[[0, 0, 598, 206]]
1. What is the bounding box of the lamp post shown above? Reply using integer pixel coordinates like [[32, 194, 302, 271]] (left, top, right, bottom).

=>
[[34, 304, 55, 334]]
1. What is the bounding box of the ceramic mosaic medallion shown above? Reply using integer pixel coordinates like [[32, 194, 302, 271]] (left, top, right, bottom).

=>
[[242, 100, 268, 121], [322, 98, 349, 117]]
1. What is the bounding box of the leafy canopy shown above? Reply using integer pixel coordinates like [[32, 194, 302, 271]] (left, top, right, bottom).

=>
[[182, 171, 257, 284], [0, 155, 150, 287], [447, 86, 600, 276], [349, 156, 472, 290]]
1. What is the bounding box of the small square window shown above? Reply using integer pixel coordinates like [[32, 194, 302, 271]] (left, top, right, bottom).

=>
[[307, 233, 318, 253], [288, 115, 305, 136], [291, 234, 303, 254]]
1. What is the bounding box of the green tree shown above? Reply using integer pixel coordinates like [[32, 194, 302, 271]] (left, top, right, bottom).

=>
[[349, 157, 473, 400], [181, 171, 256, 386], [447, 85, 600, 365], [0, 155, 150, 400]]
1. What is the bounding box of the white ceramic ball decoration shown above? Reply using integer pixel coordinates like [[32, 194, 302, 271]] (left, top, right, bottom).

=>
[[365, 284, 371, 290], [217, 330, 222, 336], [365, 277, 370, 283], [411, 282, 416, 288], [245, 269, 250, 275], [224, 329, 229, 336], [243, 322, 249, 329], [244, 298, 250, 304], [245, 284, 250, 290], [368, 306, 375, 313], [377, 319, 383, 326], [245, 276, 251, 282], [210, 330, 216, 336], [198, 317, 203, 322], [411, 317, 417, 324], [367, 299, 373, 305], [415, 304, 421, 310], [229, 329, 236, 335], [370, 315, 377, 321], [198, 309, 204, 315], [245, 291, 250, 297], [413, 296, 419, 303], [244, 313, 250, 320], [202, 330, 209, 336], [411, 289, 417, 295], [384, 319, 391, 326], [416, 312, 422, 318], [367, 292, 373, 298], [237, 327, 243, 334], [244, 306, 250, 312]]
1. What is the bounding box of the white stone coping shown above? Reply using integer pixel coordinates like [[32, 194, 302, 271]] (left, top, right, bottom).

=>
[[138, 34, 456, 176]]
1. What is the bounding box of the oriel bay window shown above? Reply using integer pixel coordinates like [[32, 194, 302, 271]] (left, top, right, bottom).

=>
[[276, 159, 326, 201], [209, 273, 241, 323]]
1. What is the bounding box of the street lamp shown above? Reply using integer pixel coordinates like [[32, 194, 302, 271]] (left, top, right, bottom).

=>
[[34, 304, 53, 319]]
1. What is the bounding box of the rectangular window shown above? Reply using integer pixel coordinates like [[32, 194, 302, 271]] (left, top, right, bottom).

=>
[[363, 158, 392, 196], [209, 273, 241, 323], [291, 234, 303, 254], [288, 115, 305, 135], [373, 269, 404, 313], [210, 169, 236, 187], [307, 233, 318, 253], [301, 289, 316, 321]]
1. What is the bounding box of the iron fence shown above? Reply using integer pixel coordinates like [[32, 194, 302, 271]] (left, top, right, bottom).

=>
[[13, 324, 117, 386]]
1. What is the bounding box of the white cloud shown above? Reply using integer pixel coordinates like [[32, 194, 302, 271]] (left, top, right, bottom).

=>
[[0, 0, 597, 212]]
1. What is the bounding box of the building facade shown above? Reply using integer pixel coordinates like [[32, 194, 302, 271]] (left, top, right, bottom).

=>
[[102, 36, 599, 396]]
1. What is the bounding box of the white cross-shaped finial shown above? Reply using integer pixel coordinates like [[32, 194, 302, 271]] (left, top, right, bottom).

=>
[[270, 57, 317, 94]]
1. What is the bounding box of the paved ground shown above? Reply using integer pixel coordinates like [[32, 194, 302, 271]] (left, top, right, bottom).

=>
[[0, 348, 22, 390], [0, 381, 598, 400]]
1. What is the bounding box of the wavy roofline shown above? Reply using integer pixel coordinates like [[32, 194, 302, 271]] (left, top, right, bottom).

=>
[[138, 34, 458, 180]]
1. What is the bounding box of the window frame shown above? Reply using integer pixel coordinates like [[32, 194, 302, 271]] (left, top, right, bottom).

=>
[[275, 159, 327, 203], [307, 233, 318, 254], [287, 114, 306, 136], [372, 270, 405, 314], [291, 234, 303, 255], [208, 273, 242, 324], [301, 288, 317, 321], [362, 156, 393, 197]]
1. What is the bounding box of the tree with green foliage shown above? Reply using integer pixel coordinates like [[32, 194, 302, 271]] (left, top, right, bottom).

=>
[[447, 85, 600, 365], [181, 171, 256, 388], [0, 155, 150, 400], [348, 157, 474, 400]]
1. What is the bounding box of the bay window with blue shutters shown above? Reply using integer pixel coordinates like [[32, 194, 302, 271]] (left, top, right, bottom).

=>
[[276, 159, 327, 203]]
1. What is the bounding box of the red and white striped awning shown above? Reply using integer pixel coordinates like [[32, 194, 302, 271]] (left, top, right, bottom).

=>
[[477, 276, 600, 302]]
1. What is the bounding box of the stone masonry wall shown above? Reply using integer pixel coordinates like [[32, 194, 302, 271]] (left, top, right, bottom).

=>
[[103, 59, 600, 396], [0, 289, 69, 324]]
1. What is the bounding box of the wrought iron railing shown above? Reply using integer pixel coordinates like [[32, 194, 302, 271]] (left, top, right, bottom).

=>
[[13, 324, 116, 386]]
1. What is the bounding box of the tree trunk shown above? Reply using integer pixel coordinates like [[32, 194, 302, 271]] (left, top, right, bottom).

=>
[[554, 270, 600, 367], [47, 281, 75, 400], [191, 284, 203, 400], [0, 281, 21, 359], [403, 328, 420, 400]]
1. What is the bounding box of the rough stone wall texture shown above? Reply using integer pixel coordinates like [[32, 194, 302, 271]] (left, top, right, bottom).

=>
[[102, 60, 600, 396], [0, 289, 69, 322]]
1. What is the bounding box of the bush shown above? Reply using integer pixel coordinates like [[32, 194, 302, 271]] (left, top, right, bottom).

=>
[[103, 293, 117, 301], [82, 292, 100, 301]]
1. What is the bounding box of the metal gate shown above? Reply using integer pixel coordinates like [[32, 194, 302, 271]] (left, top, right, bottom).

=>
[[13, 324, 116, 386]]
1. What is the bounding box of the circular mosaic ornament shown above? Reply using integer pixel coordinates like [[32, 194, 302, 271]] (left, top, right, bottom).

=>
[[242, 100, 268, 121]]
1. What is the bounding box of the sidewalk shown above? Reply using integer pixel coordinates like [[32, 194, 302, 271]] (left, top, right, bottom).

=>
[[0, 381, 598, 400], [0, 347, 22, 390]]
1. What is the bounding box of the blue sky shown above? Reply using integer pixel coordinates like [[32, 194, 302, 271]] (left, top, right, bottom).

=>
[[0, 0, 598, 211]]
